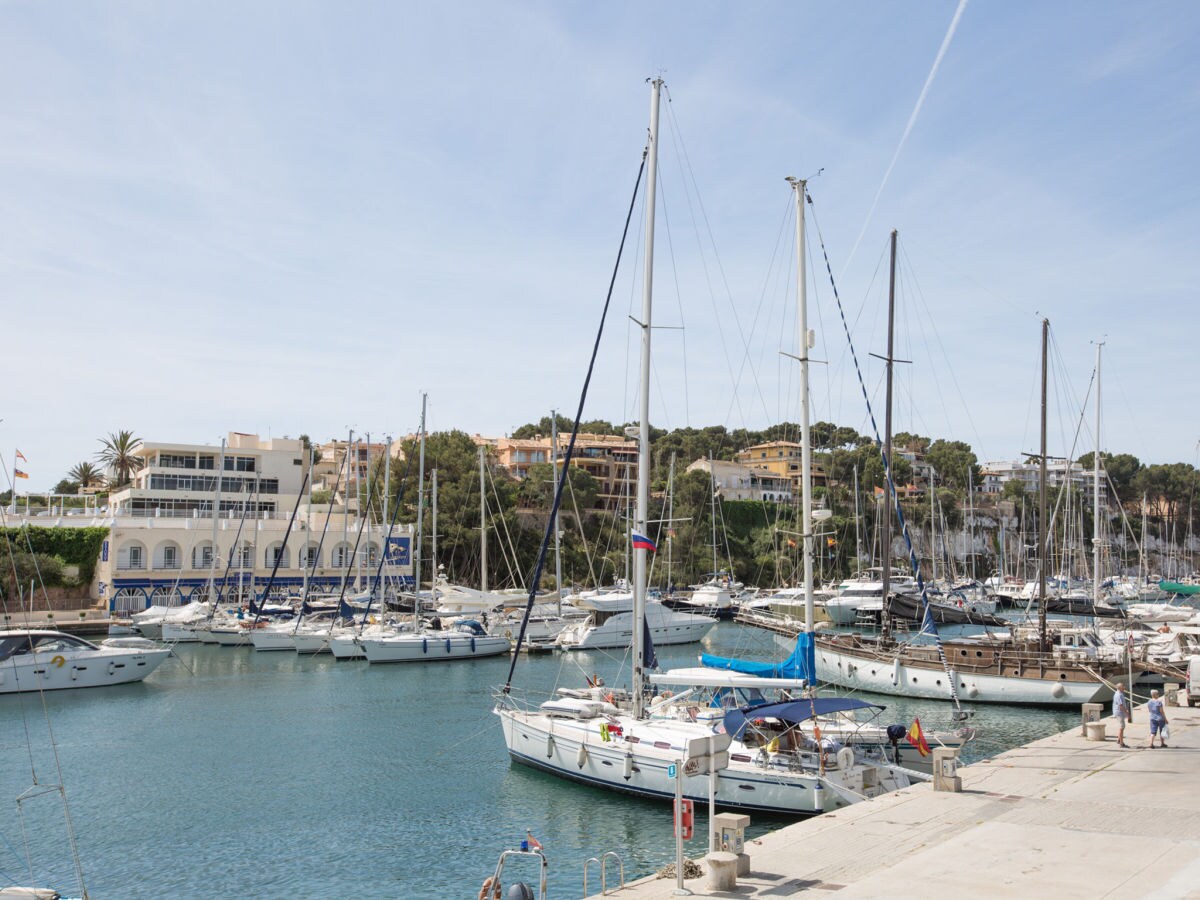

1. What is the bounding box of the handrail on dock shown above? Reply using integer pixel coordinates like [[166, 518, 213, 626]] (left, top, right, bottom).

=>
[[582, 850, 624, 896]]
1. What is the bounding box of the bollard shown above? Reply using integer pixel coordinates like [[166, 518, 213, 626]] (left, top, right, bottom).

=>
[[1165, 683, 1182, 707], [1081, 702, 1104, 737], [706, 851, 739, 891], [932, 747, 962, 792], [712, 812, 751, 876], [1085, 721, 1107, 742]]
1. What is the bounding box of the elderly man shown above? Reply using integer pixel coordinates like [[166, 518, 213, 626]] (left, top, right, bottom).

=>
[[1112, 683, 1131, 748]]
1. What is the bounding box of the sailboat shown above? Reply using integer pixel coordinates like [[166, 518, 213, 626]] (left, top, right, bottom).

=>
[[814, 311, 1130, 706], [495, 83, 913, 816]]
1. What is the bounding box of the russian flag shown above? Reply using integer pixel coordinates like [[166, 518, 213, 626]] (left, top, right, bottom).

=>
[[631, 531, 657, 552]]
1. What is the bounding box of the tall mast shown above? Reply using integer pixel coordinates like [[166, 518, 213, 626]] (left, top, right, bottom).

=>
[[666, 452, 676, 590], [341, 430, 352, 595], [551, 410, 562, 616], [632, 76, 662, 720], [431, 468, 438, 586], [787, 176, 815, 632], [1093, 342, 1104, 605], [1038, 318, 1049, 650], [206, 438, 227, 605], [479, 445, 488, 592], [415, 393, 427, 592], [853, 464, 861, 574], [709, 452, 718, 576], [929, 465, 937, 583], [880, 229, 897, 639]]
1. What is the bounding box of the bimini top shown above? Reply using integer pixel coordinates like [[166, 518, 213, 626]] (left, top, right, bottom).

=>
[[723, 697, 884, 740]]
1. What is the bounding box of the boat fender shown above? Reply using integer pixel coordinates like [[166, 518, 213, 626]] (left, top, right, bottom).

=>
[[470, 637, 476, 653], [546, 734, 555, 758], [812, 780, 825, 813], [891, 658, 901, 686], [967, 685, 980, 699], [422, 638, 428, 654], [51, 655, 66, 668], [1051, 682, 1067, 699], [446, 638, 453, 653], [623, 753, 634, 780], [836, 746, 855, 771], [577, 745, 588, 768]]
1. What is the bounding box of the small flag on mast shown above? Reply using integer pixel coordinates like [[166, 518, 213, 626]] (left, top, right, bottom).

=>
[[14, 469, 29, 479], [631, 531, 657, 552], [15, 449, 27, 462]]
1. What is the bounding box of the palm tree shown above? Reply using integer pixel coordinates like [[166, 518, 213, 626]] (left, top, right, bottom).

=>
[[96, 430, 144, 487], [68, 461, 104, 490]]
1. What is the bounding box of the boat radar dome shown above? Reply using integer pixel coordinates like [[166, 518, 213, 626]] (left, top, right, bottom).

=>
[[507, 884, 534, 900]]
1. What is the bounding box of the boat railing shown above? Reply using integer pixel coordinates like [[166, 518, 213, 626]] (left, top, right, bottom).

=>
[[582, 850, 624, 896], [490, 848, 548, 900]]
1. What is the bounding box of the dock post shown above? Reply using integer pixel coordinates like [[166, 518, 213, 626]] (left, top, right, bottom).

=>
[[932, 747, 962, 792], [1081, 703, 1104, 736]]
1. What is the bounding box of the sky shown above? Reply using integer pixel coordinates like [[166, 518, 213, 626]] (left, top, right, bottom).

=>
[[3, 1, 1199, 492]]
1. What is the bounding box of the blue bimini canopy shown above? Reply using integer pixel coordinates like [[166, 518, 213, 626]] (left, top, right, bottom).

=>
[[723, 697, 884, 741], [701, 631, 815, 682]]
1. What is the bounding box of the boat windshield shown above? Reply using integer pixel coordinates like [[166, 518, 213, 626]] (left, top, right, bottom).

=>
[[0, 634, 36, 662]]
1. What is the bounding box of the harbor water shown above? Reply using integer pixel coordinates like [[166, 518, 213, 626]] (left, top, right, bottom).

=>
[[1, 623, 1076, 898]]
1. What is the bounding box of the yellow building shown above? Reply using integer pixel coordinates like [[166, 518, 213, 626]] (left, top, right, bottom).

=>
[[735, 441, 828, 492]]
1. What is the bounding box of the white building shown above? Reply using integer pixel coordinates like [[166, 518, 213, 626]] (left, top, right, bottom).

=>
[[978, 459, 1094, 496], [686, 459, 793, 503]]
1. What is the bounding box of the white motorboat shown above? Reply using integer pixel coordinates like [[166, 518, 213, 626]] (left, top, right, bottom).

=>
[[554, 592, 715, 650], [822, 571, 916, 626], [0, 630, 170, 694], [361, 620, 510, 663]]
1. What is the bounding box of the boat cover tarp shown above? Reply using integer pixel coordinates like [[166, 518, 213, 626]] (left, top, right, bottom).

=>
[[887, 592, 1009, 627], [700, 632, 814, 682], [1042, 597, 1126, 618], [1159, 580, 1200, 596], [723, 697, 883, 740]]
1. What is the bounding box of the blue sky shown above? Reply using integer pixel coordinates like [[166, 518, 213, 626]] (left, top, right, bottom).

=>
[[3, 1, 1198, 492]]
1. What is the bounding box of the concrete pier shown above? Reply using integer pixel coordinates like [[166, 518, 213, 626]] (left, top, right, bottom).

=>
[[589, 703, 1200, 898]]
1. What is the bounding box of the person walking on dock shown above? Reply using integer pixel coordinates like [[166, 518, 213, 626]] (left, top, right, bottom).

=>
[[1112, 683, 1131, 748], [1147, 689, 1169, 749]]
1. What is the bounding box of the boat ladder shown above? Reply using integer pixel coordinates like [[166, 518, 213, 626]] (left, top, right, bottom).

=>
[[582, 850, 625, 896], [490, 848, 548, 900]]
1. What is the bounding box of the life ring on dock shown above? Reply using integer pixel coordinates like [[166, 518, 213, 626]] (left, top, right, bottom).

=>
[[51, 655, 66, 668]]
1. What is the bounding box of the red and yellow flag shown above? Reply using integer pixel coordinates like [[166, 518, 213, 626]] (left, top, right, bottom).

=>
[[14, 468, 29, 479], [907, 716, 931, 757]]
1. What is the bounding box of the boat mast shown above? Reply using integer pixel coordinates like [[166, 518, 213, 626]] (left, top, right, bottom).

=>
[[632, 76, 662, 720], [552, 410, 562, 616], [479, 445, 488, 592], [1093, 342, 1103, 605], [415, 394, 427, 592], [709, 452, 718, 576], [853, 464, 861, 574], [1038, 318, 1049, 650], [667, 452, 676, 589], [206, 437, 226, 606], [431, 468, 438, 587], [788, 176, 815, 633], [880, 229, 898, 639]]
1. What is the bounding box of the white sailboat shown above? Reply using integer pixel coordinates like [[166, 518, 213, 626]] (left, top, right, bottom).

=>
[[495, 84, 913, 815]]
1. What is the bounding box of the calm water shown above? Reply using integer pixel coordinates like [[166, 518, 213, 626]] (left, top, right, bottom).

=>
[[1, 624, 1076, 898]]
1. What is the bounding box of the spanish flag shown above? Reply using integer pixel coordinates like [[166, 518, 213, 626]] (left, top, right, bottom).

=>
[[14, 468, 29, 479], [907, 716, 931, 757]]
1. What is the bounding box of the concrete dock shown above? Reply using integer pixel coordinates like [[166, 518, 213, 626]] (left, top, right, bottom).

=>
[[589, 702, 1200, 899]]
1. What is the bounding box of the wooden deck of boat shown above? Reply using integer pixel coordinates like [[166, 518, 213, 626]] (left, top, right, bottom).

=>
[[587, 701, 1200, 898]]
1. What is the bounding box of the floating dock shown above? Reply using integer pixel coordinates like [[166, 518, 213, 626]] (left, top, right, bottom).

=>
[[590, 701, 1200, 898]]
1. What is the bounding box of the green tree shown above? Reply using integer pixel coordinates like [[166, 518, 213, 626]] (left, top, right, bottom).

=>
[[925, 439, 979, 492], [1001, 479, 1026, 502], [1077, 451, 1142, 503], [68, 461, 104, 490], [53, 478, 78, 495], [96, 430, 144, 487]]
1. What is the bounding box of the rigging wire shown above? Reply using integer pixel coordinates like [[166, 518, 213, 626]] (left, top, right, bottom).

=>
[[502, 149, 648, 691], [806, 188, 967, 718]]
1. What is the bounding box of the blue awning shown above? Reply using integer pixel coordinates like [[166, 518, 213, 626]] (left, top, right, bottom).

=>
[[723, 697, 884, 740]]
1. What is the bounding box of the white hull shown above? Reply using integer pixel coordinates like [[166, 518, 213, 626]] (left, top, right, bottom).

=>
[[557, 603, 715, 650], [133, 622, 164, 640], [249, 628, 297, 651], [361, 631, 510, 663], [496, 707, 906, 815], [161, 623, 200, 642], [210, 628, 253, 647], [815, 641, 1111, 706], [293, 632, 332, 654], [1, 631, 171, 694]]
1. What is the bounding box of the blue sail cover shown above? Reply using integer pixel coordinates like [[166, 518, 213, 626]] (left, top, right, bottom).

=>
[[701, 632, 815, 682], [723, 697, 883, 740]]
